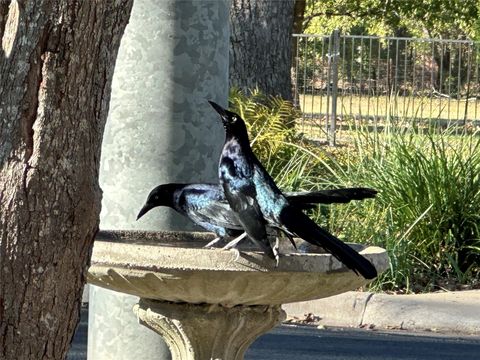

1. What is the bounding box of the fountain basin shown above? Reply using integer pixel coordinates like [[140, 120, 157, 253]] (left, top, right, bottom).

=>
[[87, 230, 389, 307]]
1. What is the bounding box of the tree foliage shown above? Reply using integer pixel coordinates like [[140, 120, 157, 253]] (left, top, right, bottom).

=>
[[303, 0, 479, 39]]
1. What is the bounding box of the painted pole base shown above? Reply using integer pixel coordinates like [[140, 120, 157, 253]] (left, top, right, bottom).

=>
[[133, 299, 286, 360]]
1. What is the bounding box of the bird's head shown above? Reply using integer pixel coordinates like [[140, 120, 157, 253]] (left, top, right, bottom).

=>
[[136, 184, 177, 220], [208, 101, 249, 140]]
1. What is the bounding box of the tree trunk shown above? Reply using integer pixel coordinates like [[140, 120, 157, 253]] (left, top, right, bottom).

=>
[[0, 1, 133, 359], [230, 0, 296, 101], [292, 0, 306, 35], [291, 0, 306, 106]]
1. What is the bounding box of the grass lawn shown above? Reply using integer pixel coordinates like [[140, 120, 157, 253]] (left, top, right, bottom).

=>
[[298, 94, 479, 121], [297, 94, 480, 141]]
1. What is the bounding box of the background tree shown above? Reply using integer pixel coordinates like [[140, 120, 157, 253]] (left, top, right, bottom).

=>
[[303, 0, 479, 39], [229, 0, 478, 102], [230, 0, 296, 101], [0, 1, 132, 359], [300, 0, 479, 97]]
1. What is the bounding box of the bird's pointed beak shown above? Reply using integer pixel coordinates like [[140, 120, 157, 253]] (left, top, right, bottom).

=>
[[208, 100, 228, 118], [136, 204, 153, 221]]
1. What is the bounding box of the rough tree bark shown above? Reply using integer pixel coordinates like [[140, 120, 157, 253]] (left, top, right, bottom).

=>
[[229, 0, 296, 101], [292, 0, 306, 36], [0, 1, 133, 359]]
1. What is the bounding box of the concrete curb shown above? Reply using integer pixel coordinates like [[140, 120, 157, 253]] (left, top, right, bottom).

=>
[[282, 290, 480, 335]]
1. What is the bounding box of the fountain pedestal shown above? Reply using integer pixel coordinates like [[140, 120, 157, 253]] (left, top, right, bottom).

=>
[[134, 300, 285, 360], [88, 230, 389, 360]]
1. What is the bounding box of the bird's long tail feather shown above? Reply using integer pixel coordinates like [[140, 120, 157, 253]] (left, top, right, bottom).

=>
[[279, 205, 377, 279], [287, 188, 378, 209]]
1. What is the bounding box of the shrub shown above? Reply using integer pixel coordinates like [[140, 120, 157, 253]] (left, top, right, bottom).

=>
[[229, 88, 331, 189], [229, 88, 480, 292], [328, 129, 480, 292]]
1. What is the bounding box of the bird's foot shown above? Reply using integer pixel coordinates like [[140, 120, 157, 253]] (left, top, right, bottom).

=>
[[204, 237, 223, 248], [223, 232, 247, 250], [230, 248, 241, 262]]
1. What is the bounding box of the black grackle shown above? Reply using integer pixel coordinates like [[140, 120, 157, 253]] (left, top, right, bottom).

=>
[[209, 100, 377, 279], [137, 183, 377, 248]]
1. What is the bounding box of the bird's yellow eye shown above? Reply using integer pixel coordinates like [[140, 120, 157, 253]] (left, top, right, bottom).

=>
[[232, 116, 237, 122]]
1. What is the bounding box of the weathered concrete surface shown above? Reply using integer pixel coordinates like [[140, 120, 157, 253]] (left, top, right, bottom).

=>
[[87, 230, 389, 307], [283, 291, 372, 327], [99, 0, 228, 232], [362, 290, 480, 334], [134, 300, 285, 360], [88, 286, 170, 360], [88, 0, 230, 359], [283, 290, 480, 335]]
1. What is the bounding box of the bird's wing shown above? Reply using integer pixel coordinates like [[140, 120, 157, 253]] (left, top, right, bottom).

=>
[[171, 184, 234, 236], [220, 156, 272, 256], [188, 200, 243, 230], [219, 156, 257, 212]]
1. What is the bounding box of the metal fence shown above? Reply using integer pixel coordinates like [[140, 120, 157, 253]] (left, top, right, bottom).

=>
[[293, 31, 480, 145]]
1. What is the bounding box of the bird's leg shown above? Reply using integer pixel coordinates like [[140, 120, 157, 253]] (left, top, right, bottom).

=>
[[204, 237, 224, 248], [223, 232, 248, 250], [269, 236, 280, 267], [224, 232, 276, 263]]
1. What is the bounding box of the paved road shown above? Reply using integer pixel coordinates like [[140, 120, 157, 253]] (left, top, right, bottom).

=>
[[246, 326, 480, 360], [68, 307, 480, 360]]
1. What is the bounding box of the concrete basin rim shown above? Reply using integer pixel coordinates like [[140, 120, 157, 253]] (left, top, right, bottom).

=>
[[90, 241, 387, 274]]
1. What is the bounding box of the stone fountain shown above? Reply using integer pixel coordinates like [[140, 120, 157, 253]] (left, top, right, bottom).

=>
[[87, 230, 389, 360]]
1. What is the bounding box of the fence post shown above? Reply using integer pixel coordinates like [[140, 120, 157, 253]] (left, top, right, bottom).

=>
[[329, 29, 340, 146]]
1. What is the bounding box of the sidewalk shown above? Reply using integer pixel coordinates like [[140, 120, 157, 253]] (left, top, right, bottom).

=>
[[283, 290, 480, 335]]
